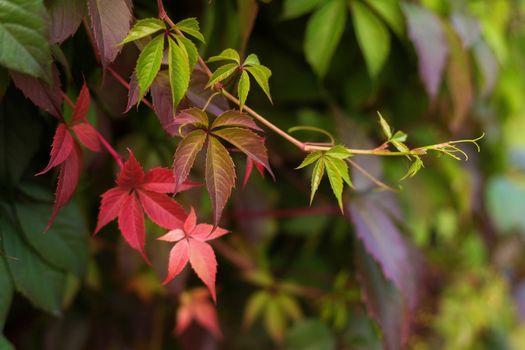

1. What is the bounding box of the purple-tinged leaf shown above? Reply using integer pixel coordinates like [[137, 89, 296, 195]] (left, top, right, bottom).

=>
[[186, 68, 230, 116], [47, 0, 85, 44], [87, 0, 133, 67], [10, 65, 62, 119], [451, 13, 480, 49], [211, 110, 263, 131], [151, 71, 178, 135], [402, 3, 448, 100], [473, 40, 499, 97], [125, 72, 140, 113], [173, 129, 207, 191]]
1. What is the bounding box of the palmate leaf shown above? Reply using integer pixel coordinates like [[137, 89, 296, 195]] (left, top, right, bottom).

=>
[[282, 0, 324, 19], [310, 158, 325, 204], [46, 0, 85, 44], [238, 70, 250, 110], [168, 36, 190, 111], [206, 137, 236, 225], [135, 34, 164, 100], [173, 129, 207, 190], [175, 35, 199, 71], [207, 48, 240, 64], [174, 18, 205, 44], [119, 18, 166, 45], [206, 63, 239, 88], [244, 65, 273, 103]]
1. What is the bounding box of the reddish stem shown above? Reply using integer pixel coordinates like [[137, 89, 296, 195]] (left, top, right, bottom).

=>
[[106, 66, 154, 110]]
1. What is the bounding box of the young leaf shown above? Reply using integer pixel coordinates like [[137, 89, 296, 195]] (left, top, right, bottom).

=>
[[87, 0, 132, 67], [135, 34, 164, 100], [174, 18, 205, 44], [324, 157, 345, 210], [324, 145, 352, 159], [206, 137, 236, 225], [72, 123, 102, 152], [244, 290, 271, 327], [328, 157, 352, 188], [120, 18, 166, 45], [304, 0, 347, 78], [244, 53, 260, 66], [211, 110, 262, 131], [350, 0, 390, 78], [173, 129, 207, 190], [206, 63, 239, 88], [296, 151, 323, 169], [401, 156, 424, 180], [36, 123, 74, 176], [377, 112, 392, 139], [70, 82, 91, 124], [244, 65, 273, 103], [310, 158, 325, 204], [363, 0, 405, 38], [168, 37, 190, 111], [213, 127, 273, 176], [391, 130, 407, 142], [207, 48, 240, 64], [175, 35, 199, 71], [176, 108, 210, 129], [176, 288, 222, 339], [238, 70, 250, 110], [0, 0, 52, 81]]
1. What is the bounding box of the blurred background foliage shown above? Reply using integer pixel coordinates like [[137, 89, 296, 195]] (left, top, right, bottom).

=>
[[2, 0, 525, 349]]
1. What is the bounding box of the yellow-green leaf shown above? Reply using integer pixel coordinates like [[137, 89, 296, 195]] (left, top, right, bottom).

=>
[[310, 158, 325, 204], [324, 157, 344, 210], [296, 151, 323, 169], [175, 35, 198, 71], [244, 290, 271, 327], [264, 298, 286, 342], [119, 18, 166, 45], [168, 37, 190, 111], [244, 53, 260, 66], [238, 70, 250, 110], [207, 48, 240, 64], [325, 145, 352, 159], [174, 18, 205, 43], [244, 64, 273, 103], [378, 112, 392, 139], [206, 63, 239, 88], [135, 34, 164, 100]]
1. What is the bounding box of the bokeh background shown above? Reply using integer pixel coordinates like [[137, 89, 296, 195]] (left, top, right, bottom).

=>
[[2, 0, 525, 349]]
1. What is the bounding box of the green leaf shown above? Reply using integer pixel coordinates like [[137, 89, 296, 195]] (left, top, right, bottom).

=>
[[304, 0, 347, 78], [175, 35, 198, 71], [282, 0, 325, 19], [174, 18, 205, 43], [285, 319, 335, 350], [350, 0, 390, 78], [310, 158, 325, 204], [244, 53, 260, 66], [0, 212, 65, 315], [325, 145, 352, 159], [327, 157, 352, 187], [119, 18, 166, 45], [205, 136, 236, 225], [296, 151, 323, 169], [324, 157, 344, 210], [391, 130, 407, 142], [244, 290, 271, 327], [244, 64, 273, 103], [264, 298, 287, 342], [15, 191, 89, 277], [207, 48, 240, 64], [363, 0, 405, 38], [277, 294, 303, 321], [168, 37, 190, 111], [0, 256, 13, 329], [391, 139, 409, 153], [0, 335, 14, 350], [206, 63, 239, 88], [135, 34, 164, 100], [238, 70, 250, 110], [0, 0, 52, 82], [401, 156, 423, 180], [377, 112, 392, 139]]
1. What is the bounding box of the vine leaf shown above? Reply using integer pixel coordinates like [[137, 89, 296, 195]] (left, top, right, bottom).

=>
[[176, 288, 222, 339], [304, 0, 347, 78], [173, 109, 270, 224], [208, 49, 240, 64], [119, 18, 166, 45], [206, 63, 239, 88], [282, 0, 324, 19], [135, 34, 164, 100], [244, 64, 273, 103], [87, 0, 132, 67], [238, 70, 250, 110], [95, 150, 195, 261], [158, 208, 229, 301], [174, 18, 206, 44], [168, 36, 190, 111], [47, 0, 85, 44], [350, 0, 390, 78], [243, 157, 265, 188], [297, 146, 353, 210]]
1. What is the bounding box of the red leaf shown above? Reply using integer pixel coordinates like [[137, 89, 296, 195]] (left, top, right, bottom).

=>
[[10, 65, 63, 119], [46, 143, 83, 231], [172, 108, 210, 133], [192, 224, 229, 241], [163, 239, 190, 284], [205, 137, 236, 225], [175, 288, 222, 339], [193, 298, 223, 339], [184, 207, 197, 233], [118, 192, 149, 262], [143, 167, 201, 194], [137, 190, 186, 229], [158, 228, 185, 242], [188, 239, 218, 302], [211, 110, 262, 131], [243, 157, 265, 188], [72, 123, 102, 152], [36, 123, 74, 176], [47, 0, 85, 44], [87, 0, 132, 67], [71, 82, 91, 124], [117, 150, 145, 189], [95, 187, 128, 234], [173, 129, 207, 191]]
